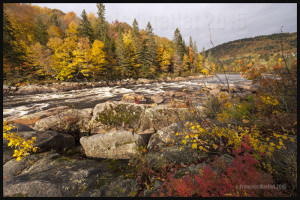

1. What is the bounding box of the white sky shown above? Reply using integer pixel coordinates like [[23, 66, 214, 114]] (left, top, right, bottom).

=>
[[32, 3, 297, 50]]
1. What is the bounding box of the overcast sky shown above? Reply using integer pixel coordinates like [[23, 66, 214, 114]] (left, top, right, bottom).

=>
[[32, 3, 297, 50]]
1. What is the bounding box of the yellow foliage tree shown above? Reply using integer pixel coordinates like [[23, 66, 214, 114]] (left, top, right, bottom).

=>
[[89, 39, 108, 80]]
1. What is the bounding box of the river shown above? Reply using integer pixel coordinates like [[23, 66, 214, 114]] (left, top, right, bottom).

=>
[[3, 74, 248, 118]]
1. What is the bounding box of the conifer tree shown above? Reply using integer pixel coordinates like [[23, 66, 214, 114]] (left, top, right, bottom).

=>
[[173, 28, 184, 76], [193, 41, 198, 53], [35, 16, 48, 46], [78, 9, 94, 42], [143, 22, 158, 78], [132, 18, 143, 67]]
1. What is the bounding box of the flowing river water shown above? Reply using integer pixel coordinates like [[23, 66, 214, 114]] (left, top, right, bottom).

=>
[[3, 74, 248, 119]]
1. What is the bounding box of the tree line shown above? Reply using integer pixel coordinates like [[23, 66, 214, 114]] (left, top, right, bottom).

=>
[[3, 3, 217, 85]]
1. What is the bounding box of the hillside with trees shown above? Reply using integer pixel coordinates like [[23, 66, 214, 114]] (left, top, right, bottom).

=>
[[207, 32, 297, 60], [3, 3, 211, 86]]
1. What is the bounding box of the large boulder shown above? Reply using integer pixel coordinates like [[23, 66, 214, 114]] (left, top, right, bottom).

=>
[[80, 130, 140, 159], [138, 106, 204, 132], [89, 101, 146, 134], [151, 94, 164, 104], [121, 93, 146, 104], [33, 108, 92, 137]]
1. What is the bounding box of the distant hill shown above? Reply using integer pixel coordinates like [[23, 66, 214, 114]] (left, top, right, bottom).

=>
[[207, 32, 297, 59]]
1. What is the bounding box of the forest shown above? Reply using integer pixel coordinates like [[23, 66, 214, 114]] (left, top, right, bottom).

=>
[[3, 3, 215, 86]]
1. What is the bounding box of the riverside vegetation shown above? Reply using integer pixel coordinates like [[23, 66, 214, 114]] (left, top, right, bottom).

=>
[[3, 3, 297, 197]]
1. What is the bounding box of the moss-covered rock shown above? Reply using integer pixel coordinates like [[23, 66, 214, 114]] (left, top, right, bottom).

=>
[[146, 145, 206, 171]]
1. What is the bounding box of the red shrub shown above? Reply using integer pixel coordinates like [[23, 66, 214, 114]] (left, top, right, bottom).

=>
[[153, 143, 285, 197]]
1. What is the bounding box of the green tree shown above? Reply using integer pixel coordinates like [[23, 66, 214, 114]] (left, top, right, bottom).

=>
[[78, 9, 93, 42], [34, 16, 48, 46], [132, 18, 143, 68], [143, 22, 158, 78], [173, 28, 184, 76]]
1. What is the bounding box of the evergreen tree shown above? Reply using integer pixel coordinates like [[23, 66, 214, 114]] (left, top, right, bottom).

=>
[[193, 41, 198, 53], [95, 3, 117, 82], [173, 28, 184, 76], [132, 18, 139, 35], [115, 28, 126, 77], [51, 14, 59, 27], [201, 47, 206, 59], [78, 9, 94, 42], [189, 36, 193, 49], [132, 18, 143, 67], [144, 22, 158, 78], [94, 3, 106, 42], [35, 16, 48, 46]]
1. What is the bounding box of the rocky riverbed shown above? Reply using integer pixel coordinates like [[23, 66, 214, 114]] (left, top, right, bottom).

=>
[[5, 74, 293, 197]]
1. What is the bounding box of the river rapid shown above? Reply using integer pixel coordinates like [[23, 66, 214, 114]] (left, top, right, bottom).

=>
[[3, 74, 248, 119]]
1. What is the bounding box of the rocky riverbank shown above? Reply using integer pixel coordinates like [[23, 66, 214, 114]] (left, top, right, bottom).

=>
[[4, 79, 295, 197], [3, 75, 212, 96]]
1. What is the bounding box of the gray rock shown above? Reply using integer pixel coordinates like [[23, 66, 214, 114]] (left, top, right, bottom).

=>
[[173, 162, 207, 179], [32, 108, 92, 141], [98, 176, 140, 197], [209, 89, 220, 96], [146, 145, 204, 171], [4, 106, 70, 127], [151, 94, 164, 104], [143, 179, 163, 197], [147, 123, 183, 151], [3, 130, 74, 164], [121, 93, 146, 103], [3, 153, 133, 197], [80, 130, 139, 159], [219, 154, 234, 166], [35, 130, 75, 153], [89, 101, 146, 134], [10, 123, 35, 132], [3, 151, 60, 179], [3, 140, 15, 164]]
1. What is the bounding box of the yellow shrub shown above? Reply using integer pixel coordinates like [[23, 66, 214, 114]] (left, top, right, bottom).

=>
[[3, 121, 38, 161]]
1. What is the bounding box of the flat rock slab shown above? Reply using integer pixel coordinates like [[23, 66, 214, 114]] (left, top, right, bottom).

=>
[[3, 151, 139, 197], [4, 106, 70, 127]]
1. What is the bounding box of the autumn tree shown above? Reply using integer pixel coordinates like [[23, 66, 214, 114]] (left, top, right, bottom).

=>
[[27, 42, 54, 78], [197, 53, 204, 73], [64, 11, 77, 28], [71, 37, 91, 80], [157, 37, 174, 76], [3, 11, 27, 83], [47, 22, 78, 81], [89, 40, 108, 80], [132, 18, 143, 68]]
